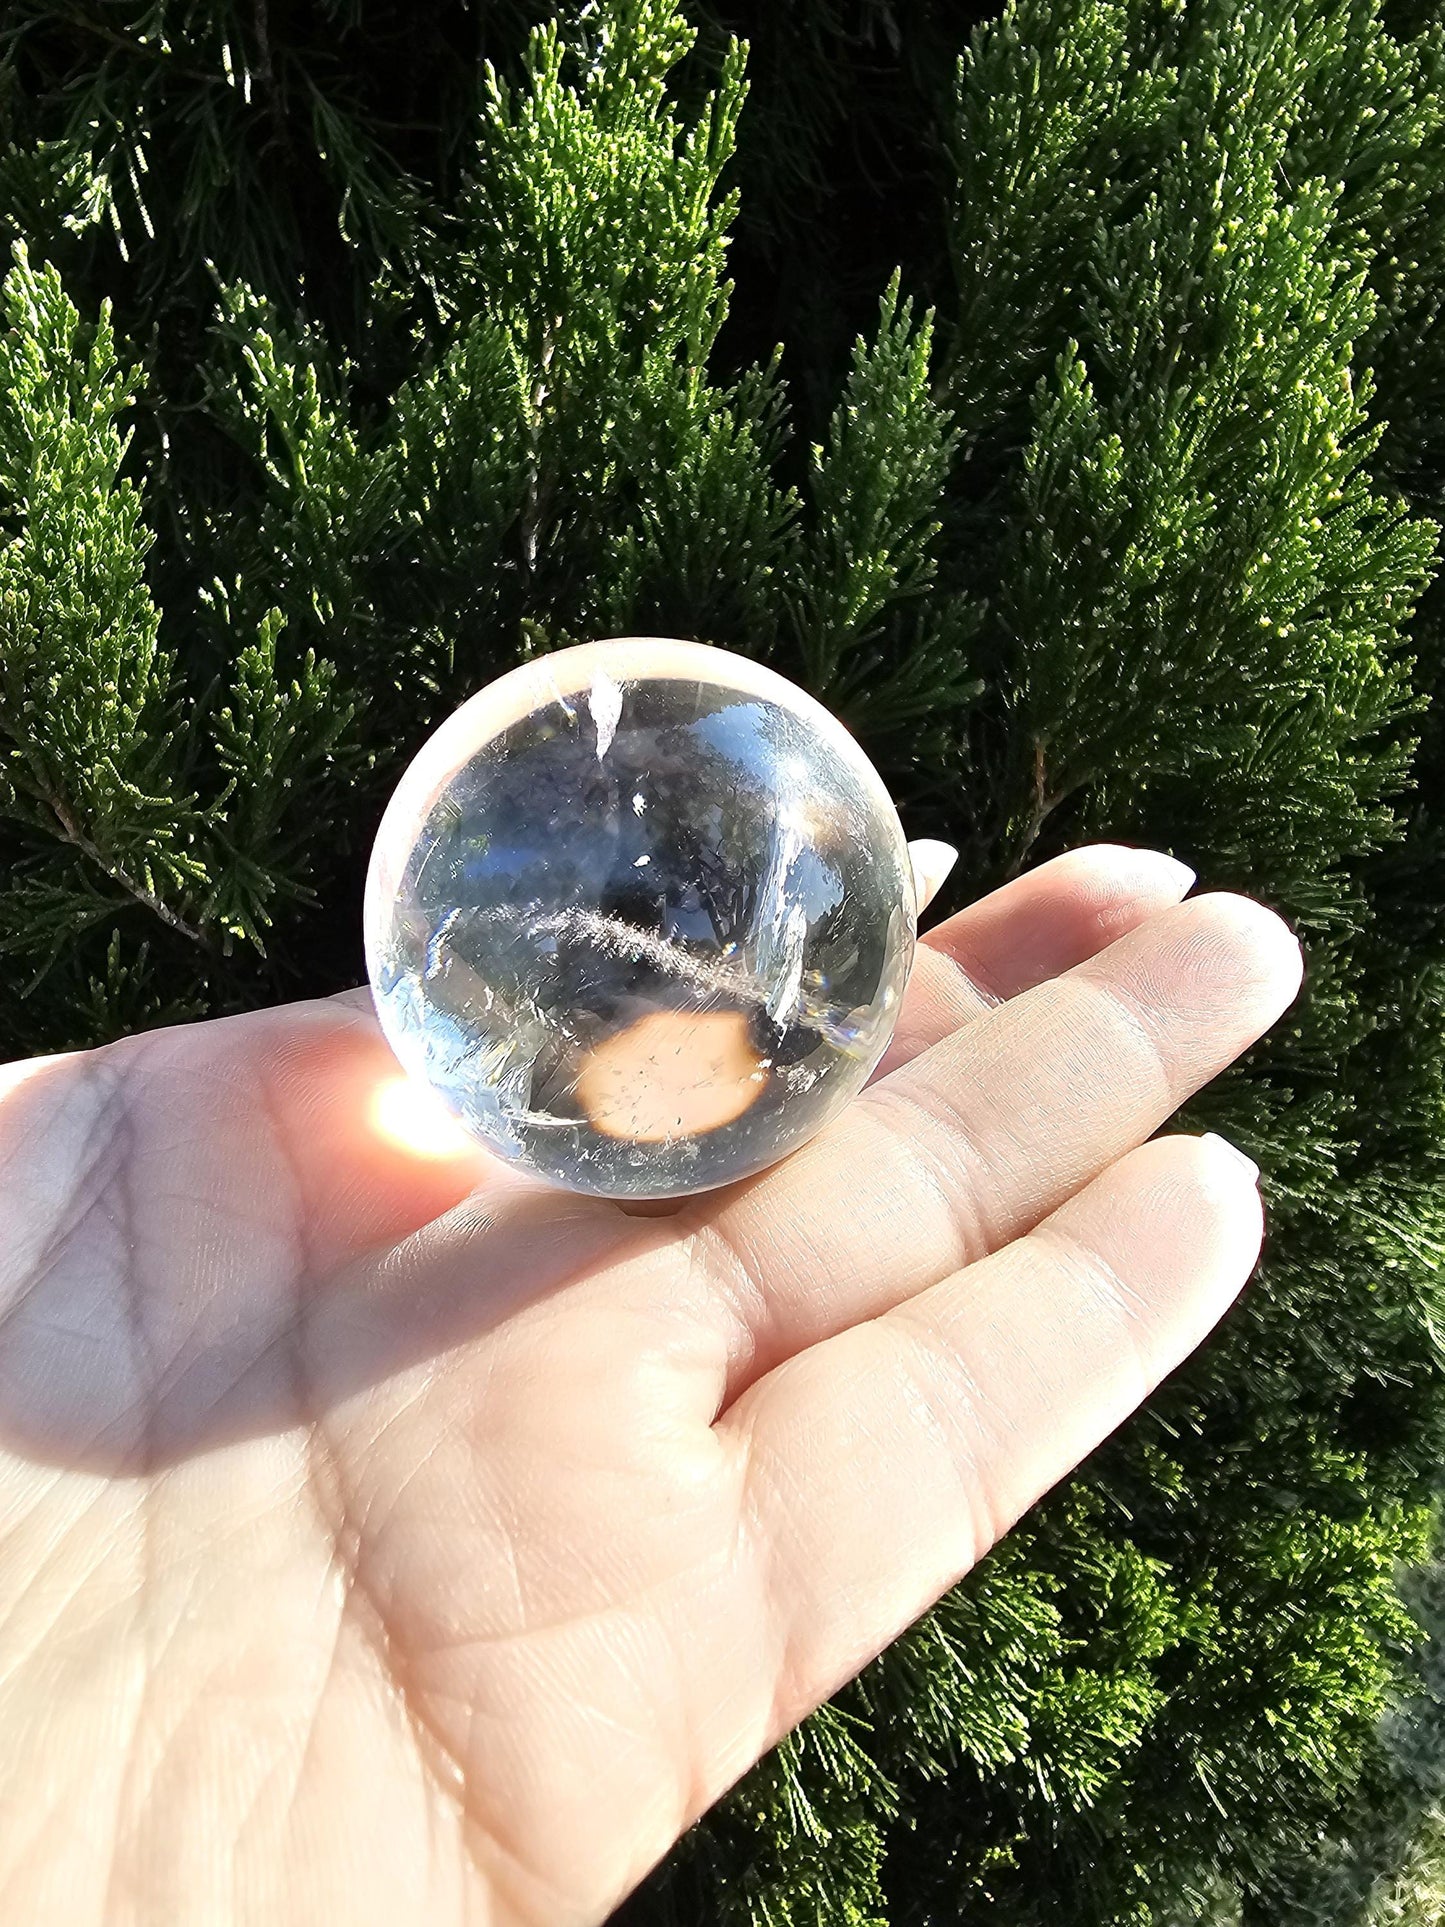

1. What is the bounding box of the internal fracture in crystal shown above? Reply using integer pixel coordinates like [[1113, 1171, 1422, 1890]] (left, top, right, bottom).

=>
[[364, 637, 916, 1198]]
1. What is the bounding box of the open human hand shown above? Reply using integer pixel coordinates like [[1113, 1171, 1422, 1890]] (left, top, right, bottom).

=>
[[0, 844, 1302, 1926]]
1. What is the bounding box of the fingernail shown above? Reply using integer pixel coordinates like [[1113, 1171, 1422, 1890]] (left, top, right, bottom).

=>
[[1200, 1132, 1260, 1185], [909, 839, 960, 915]]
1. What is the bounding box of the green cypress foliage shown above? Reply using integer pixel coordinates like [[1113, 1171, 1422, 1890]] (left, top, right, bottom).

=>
[[5, 1, 1445, 1922]]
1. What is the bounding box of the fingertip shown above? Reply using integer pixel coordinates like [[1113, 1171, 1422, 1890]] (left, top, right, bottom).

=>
[[1196, 1131, 1267, 1298], [1099, 1130, 1266, 1312], [1170, 1129, 1267, 1299], [1170, 891, 1306, 1022], [1062, 843, 1196, 902], [1213, 890, 1305, 980]]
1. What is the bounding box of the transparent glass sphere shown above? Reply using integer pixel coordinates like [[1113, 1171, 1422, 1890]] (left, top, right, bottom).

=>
[[364, 637, 916, 1199]]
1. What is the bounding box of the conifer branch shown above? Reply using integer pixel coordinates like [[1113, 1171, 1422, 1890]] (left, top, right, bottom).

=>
[[48, 5, 220, 86], [43, 789, 212, 949], [521, 322, 556, 586], [1007, 737, 1080, 876], [252, 0, 289, 155], [253, 0, 274, 95]]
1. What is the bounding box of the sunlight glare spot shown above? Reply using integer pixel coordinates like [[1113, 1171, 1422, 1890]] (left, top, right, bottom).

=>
[[370, 1074, 476, 1160]]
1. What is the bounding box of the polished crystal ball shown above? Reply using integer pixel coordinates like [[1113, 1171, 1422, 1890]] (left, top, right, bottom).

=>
[[364, 637, 916, 1198]]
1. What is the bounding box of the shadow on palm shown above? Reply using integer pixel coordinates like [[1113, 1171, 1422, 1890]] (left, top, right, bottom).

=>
[[0, 988, 662, 1475]]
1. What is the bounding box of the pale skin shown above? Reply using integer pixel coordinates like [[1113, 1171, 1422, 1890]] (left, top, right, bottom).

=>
[[0, 844, 1303, 1926]]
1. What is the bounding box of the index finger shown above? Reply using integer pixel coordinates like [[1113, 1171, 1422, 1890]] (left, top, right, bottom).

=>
[[874, 843, 1196, 1081]]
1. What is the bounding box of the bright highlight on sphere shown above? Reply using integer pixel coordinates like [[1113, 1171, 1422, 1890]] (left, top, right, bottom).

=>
[[363, 637, 916, 1199]]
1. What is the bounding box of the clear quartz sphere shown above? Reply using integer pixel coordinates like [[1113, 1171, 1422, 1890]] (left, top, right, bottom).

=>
[[364, 637, 916, 1199]]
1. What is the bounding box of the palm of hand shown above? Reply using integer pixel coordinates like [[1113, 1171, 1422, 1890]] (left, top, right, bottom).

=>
[[0, 849, 1301, 1926]]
